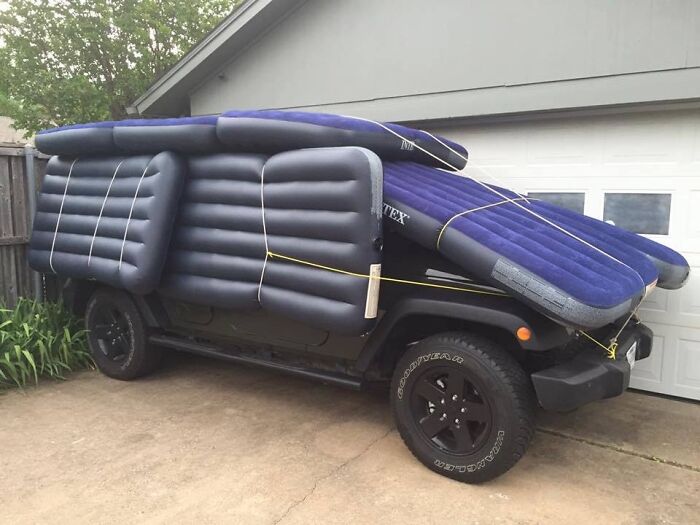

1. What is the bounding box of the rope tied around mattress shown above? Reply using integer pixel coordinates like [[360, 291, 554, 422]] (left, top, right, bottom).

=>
[[578, 286, 649, 360], [578, 330, 619, 360], [257, 165, 270, 304], [118, 163, 151, 270], [88, 160, 125, 266], [49, 158, 79, 274], [436, 197, 537, 249], [344, 115, 646, 293], [266, 251, 508, 296]]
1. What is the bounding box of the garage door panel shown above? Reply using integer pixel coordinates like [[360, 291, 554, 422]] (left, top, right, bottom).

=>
[[434, 109, 700, 400], [630, 331, 666, 389], [679, 261, 700, 318], [676, 335, 700, 392], [640, 288, 669, 314]]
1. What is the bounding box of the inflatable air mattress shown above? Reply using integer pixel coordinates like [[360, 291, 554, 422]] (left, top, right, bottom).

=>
[[382, 162, 688, 329], [160, 147, 383, 335], [31, 109, 690, 332], [217, 110, 468, 169], [35, 116, 220, 156], [28, 153, 186, 294]]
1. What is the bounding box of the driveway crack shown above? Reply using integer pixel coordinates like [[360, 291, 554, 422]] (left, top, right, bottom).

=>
[[273, 427, 395, 524], [537, 427, 700, 473]]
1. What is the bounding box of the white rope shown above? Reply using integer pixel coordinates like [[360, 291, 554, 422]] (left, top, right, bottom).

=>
[[436, 197, 534, 249], [344, 114, 643, 286], [49, 158, 79, 274], [118, 163, 150, 270], [419, 130, 531, 203], [345, 115, 530, 214], [257, 165, 269, 304], [88, 160, 125, 266]]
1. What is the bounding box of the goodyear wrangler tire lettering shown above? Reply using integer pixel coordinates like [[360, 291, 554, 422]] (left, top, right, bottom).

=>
[[397, 352, 465, 400], [390, 332, 535, 483], [433, 430, 506, 474]]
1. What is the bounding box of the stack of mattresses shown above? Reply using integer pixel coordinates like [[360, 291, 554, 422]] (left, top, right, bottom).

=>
[[31, 110, 690, 332]]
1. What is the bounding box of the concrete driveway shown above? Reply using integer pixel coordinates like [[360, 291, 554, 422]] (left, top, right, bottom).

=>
[[2, 353, 698, 524]]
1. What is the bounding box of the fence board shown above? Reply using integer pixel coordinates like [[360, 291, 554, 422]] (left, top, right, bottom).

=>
[[0, 148, 47, 307], [0, 246, 19, 306], [0, 156, 13, 238], [10, 155, 28, 237]]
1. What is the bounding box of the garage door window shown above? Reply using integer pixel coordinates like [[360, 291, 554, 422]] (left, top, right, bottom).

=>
[[603, 193, 671, 235], [528, 192, 585, 214]]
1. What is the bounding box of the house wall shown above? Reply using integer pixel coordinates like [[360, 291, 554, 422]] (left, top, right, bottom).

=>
[[0, 117, 28, 145], [190, 0, 700, 121]]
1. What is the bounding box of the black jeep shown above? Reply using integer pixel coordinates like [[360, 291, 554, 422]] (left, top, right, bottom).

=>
[[64, 231, 651, 484]]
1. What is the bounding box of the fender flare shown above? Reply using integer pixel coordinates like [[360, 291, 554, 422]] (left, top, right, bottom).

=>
[[355, 295, 570, 372]]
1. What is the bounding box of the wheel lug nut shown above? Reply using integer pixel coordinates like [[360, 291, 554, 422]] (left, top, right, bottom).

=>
[[454, 418, 459, 424], [461, 407, 466, 413], [452, 395, 458, 401], [440, 399, 445, 404]]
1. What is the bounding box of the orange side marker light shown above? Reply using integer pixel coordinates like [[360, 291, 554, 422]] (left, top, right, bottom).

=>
[[516, 326, 532, 342]]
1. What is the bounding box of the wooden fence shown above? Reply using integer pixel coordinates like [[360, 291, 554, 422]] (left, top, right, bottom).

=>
[[0, 144, 49, 307]]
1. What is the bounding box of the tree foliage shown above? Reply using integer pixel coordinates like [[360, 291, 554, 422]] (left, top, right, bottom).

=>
[[0, 0, 234, 136]]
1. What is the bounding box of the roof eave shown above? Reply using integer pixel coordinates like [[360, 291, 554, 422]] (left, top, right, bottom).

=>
[[131, 0, 305, 116]]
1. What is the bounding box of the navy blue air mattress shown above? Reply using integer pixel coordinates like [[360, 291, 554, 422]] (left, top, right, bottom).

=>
[[382, 162, 689, 329]]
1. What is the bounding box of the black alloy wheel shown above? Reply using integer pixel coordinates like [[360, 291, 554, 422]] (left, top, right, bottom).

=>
[[91, 303, 132, 363], [85, 288, 162, 380], [410, 366, 492, 455], [391, 332, 535, 483]]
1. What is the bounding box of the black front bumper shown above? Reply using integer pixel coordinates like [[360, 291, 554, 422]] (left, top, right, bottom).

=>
[[531, 322, 653, 412]]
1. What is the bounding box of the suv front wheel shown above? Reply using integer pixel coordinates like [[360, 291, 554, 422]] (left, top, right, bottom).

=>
[[391, 332, 535, 483]]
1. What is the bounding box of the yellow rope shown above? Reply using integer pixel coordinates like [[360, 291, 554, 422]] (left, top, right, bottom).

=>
[[578, 330, 618, 360], [436, 197, 536, 249], [267, 252, 631, 361], [266, 251, 508, 297]]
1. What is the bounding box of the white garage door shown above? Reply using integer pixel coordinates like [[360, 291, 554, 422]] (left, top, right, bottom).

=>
[[431, 108, 700, 400]]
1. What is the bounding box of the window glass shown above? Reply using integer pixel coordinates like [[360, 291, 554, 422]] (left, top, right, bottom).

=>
[[528, 192, 585, 214], [603, 193, 671, 235]]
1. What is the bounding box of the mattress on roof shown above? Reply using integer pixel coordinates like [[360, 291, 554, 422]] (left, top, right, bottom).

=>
[[34, 116, 221, 156], [382, 161, 689, 329], [34, 110, 467, 170]]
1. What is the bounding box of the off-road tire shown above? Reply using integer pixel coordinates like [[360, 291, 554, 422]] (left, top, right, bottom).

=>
[[85, 288, 162, 380], [391, 331, 535, 483]]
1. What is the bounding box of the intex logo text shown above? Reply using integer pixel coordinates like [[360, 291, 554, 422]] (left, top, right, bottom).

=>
[[383, 203, 410, 225]]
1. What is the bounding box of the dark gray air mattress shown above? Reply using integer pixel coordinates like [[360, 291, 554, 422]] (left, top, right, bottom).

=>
[[160, 147, 383, 335], [217, 110, 468, 169], [28, 152, 186, 294], [159, 153, 269, 310], [35, 116, 221, 156]]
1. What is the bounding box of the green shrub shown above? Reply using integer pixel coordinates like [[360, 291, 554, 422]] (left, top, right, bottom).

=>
[[0, 298, 93, 389]]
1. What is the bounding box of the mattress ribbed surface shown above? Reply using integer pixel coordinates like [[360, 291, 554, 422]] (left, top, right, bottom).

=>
[[28, 153, 186, 294], [159, 147, 384, 335]]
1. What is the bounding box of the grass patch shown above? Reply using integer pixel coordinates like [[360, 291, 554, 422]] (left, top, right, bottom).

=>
[[0, 298, 93, 389]]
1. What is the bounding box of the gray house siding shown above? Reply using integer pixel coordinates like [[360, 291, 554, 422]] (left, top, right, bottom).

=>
[[189, 0, 700, 121]]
